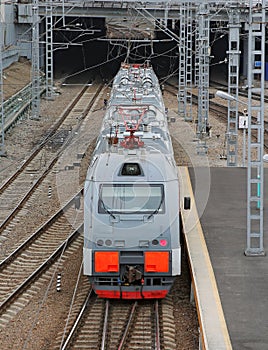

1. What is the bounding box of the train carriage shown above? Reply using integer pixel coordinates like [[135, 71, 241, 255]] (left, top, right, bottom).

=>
[[83, 62, 182, 299]]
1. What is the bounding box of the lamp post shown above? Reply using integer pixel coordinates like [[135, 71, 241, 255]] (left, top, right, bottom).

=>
[[215, 90, 239, 102], [215, 90, 248, 106], [215, 90, 248, 167], [216, 87, 265, 256]]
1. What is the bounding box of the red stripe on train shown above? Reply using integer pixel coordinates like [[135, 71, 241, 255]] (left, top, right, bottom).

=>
[[94, 289, 168, 299]]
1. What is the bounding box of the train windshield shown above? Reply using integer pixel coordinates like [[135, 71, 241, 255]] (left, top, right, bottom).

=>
[[98, 184, 164, 214]]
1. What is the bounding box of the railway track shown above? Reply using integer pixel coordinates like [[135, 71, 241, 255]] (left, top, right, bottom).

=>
[[0, 79, 199, 349], [0, 82, 102, 221], [0, 82, 105, 260], [0, 80, 107, 332], [59, 296, 167, 350], [166, 82, 268, 150], [0, 193, 83, 327]]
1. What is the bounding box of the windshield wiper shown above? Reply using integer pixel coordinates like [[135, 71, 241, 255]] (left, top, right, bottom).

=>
[[147, 196, 164, 220], [100, 198, 116, 219]]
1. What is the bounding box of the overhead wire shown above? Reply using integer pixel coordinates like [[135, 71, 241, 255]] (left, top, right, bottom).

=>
[[1, 1, 186, 85]]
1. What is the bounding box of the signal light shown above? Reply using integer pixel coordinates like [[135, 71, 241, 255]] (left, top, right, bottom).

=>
[[159, 239, 167, 247], [151, 239, 168, 246]]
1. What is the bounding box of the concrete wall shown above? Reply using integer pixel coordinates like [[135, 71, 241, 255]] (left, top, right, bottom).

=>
[[1, 3, 32, 69], [1, 3, 19, 69]]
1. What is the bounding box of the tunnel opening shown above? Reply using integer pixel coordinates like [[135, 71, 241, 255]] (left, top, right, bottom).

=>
[[47, 16, 179, 84], [44, 15, 251, 87]]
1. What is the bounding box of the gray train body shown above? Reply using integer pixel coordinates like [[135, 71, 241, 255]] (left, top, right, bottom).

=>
[[83, 63, 181, 299]]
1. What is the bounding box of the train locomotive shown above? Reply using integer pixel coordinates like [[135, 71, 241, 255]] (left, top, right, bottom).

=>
[[83, 62, 181, 299]]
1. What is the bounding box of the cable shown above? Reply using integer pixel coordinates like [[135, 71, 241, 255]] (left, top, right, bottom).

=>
[[59, 261, 84, 349]]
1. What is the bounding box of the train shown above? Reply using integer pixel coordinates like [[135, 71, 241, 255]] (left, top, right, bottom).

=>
[[83, 62, 185, 299]]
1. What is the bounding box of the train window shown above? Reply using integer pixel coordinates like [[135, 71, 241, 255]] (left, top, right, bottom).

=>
[[98, 184, 165, 215], [120, 163, 142, 176]]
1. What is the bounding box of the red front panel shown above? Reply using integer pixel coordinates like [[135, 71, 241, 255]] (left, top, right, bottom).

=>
[[95, 251, 119, 272], [144, 251, 169, 273]]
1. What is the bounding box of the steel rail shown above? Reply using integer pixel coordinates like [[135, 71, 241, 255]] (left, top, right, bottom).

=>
[[165, 82, 268, 150], [60, 289, 95, 350], [0, 144, 77, 231], [101, 300, 110, 350], [0, 83, 103, 231], [117, 301, 138, 350], [154, 300, 161, 350], [0, 82, 100, 194], [0, 189, 83, 270], [0, 223, 82, 314]]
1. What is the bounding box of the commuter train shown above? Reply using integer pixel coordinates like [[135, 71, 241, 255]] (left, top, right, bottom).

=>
[[83, 62, 184, 299]]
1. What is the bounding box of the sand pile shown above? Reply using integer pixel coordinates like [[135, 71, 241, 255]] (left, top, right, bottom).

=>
[[3, 58, 31, 100]]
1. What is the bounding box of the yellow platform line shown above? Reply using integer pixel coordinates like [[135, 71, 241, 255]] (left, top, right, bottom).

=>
[[178, 166, 232, 350]]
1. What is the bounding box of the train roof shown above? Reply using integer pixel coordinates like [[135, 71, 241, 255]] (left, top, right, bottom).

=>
[[108, 63, 165, 111], [86, 63, 177, 182], [87, 151, 178, 183]]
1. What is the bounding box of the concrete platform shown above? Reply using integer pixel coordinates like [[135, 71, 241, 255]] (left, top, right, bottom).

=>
[[180, 166, 268, 350]]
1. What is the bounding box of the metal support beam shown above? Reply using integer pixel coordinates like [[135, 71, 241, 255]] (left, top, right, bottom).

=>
[[194, 16, 200, 88], [178, 4, 186, 118], [185, 2, 193, 121], [62, 0, 66, 27], [196, 2, 210, 155], [178, 2, 193, 121], [0, 16, 5, 156], [226, 9, 241, 166], [245, 0, 265, 256], [45, 0, 54, 99], [31, 0, 40, 120]]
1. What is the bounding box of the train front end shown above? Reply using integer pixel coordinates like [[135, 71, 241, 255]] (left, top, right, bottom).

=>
[[83, 62, 181, 299], [83, 153, 181, 299]]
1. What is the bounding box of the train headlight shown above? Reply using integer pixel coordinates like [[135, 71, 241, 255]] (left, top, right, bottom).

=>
[[105, 239, 112, 246], [151, 239, 168, 247], [97, 239, 104, 246], [159, 239, 167, 247]]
